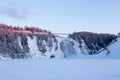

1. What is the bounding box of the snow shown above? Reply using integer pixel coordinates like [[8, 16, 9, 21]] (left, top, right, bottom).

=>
[[107, 37, 120, 58], [18, 37, 23, 49], [17, 35, 120, 59], [50, 37, 64, 58], [27, 36, 64, 59], [0, 35, 120, 80], [71, 37, 120, 59], [0, 59, 120, 80], [27, 36, 42, 59]]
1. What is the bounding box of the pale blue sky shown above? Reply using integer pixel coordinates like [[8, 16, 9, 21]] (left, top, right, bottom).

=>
[[0, 0, 120, 34]]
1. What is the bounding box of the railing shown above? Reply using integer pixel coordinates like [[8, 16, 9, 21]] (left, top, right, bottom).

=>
[[53, 33, 69, 35]]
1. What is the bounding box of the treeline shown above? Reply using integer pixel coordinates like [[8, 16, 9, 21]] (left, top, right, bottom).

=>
[[69, 31, 117, 55], [24, 26, 51, 34], [0, 24, 22, 31], [0, 23, 51, 34]]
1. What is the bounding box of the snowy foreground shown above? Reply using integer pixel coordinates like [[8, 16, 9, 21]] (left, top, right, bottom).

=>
[[0, 59, 120, 80]]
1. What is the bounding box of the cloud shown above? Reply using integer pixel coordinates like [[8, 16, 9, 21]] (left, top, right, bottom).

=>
[[0, 2, 30, 19]]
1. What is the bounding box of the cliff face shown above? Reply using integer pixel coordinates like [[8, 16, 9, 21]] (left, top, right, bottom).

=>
[[0, 32, 117, 59], [0, 24, 118, 59], [18, 34, 64, 59], [0, 33, 64, 59], [0, 24, 64, 59], [69, 32, 117, 55]]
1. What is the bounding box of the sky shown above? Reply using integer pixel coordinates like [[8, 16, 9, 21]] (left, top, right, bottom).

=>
[[0, 0, 120, 34]]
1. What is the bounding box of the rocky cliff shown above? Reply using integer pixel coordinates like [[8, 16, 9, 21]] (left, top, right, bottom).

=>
[[0, 24, 118, 59]]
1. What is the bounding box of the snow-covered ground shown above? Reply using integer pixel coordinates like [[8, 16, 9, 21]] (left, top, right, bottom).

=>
[[0, 59, 120, 80], [0, 32, 120, 80]]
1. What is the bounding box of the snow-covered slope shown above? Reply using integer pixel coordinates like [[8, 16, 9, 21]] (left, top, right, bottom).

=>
[[74, 37, 120, 59], [0, 31, 119, 59], [19, 35, 64, 59], [99, 37, 120, 58], [66, 32, 119, 58], [81, 37, 120, 59], [0, 23, 119, 59]]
